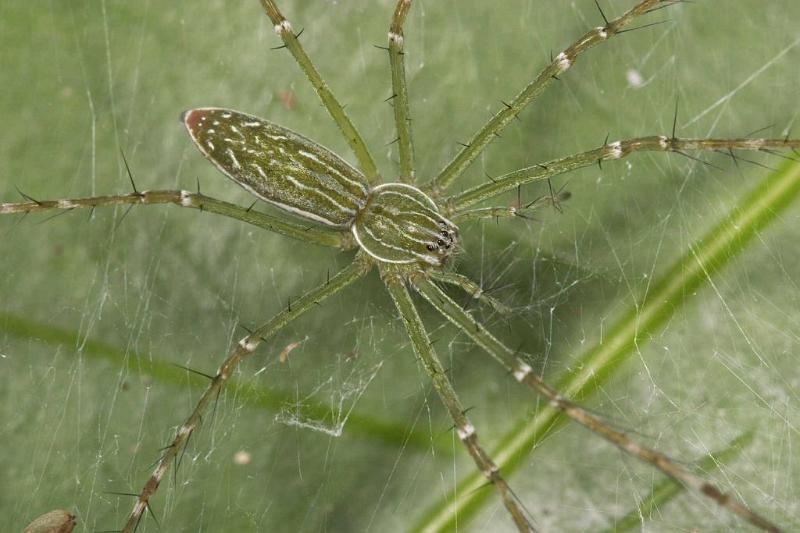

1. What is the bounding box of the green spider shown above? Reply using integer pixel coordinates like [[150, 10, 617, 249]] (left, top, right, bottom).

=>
[[3, 0, 798, 531], [181, 107, 460, 266]]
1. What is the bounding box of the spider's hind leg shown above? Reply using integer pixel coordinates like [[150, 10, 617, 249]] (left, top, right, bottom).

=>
[[386, 0, 416, 183]]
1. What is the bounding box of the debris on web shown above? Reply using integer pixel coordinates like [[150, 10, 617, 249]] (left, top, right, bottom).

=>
[[274, 361, 383, 437]]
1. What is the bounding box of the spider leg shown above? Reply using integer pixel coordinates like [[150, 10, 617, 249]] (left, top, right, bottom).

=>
[[384, 275, 535, 533], [428, 269, 513, 317], [259, 0, 380, 183], [387, 0, 416, 183], [0, 189, 346, 248], [410, 275, 782, 533], [612, 430, 756, 530], [427, 0, 678, 193], [120, 257, 371, 533], [451, 188, 572, 224], [447, 136, 800, 212], [452, 206, 532, 224]]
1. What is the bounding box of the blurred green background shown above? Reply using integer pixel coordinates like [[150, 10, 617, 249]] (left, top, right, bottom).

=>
[[2, 1, 799, 531]]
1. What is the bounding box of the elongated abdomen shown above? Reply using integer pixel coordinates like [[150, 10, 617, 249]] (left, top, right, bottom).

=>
[[183, 108, 369, 227]]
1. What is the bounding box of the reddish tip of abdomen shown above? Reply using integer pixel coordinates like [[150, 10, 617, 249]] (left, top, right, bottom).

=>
[[181, 109, 207, 134]]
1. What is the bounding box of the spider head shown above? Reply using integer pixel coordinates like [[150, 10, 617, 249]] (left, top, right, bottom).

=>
[[351, 183, 459, 267]]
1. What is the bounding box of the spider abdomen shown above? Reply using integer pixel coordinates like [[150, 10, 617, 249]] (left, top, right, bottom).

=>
[[183, 108, 369, 227], [352, 183, 458, 266]]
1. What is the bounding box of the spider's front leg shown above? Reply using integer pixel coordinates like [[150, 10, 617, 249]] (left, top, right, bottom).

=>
[[447, 136, 800, 211], [384, 272, 534, 533], [428, 269, 513, 317], [410, 275, 783, 533], [427, 0, 672, 193]]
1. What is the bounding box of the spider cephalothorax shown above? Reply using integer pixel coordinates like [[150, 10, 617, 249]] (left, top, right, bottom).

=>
[[353, 183, 459, 266]]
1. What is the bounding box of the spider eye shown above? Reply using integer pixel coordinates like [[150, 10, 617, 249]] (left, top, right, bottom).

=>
[[426, 244, 435, 251]]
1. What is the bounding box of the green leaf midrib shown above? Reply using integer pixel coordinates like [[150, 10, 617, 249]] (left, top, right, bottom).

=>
[[0, 311, 450, 455]]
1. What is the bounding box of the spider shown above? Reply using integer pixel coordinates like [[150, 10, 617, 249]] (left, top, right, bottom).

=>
[[3, 0, 799, 531]]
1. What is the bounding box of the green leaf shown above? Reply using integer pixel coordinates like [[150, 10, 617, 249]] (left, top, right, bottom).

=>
[[0, 311, 446, 454], [2, 2, 798, 531]]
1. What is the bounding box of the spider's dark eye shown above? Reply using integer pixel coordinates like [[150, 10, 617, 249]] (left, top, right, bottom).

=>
[[437, 239, 444, 246], [426, 244, 435, 251], [440, 230, 449, 237]]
